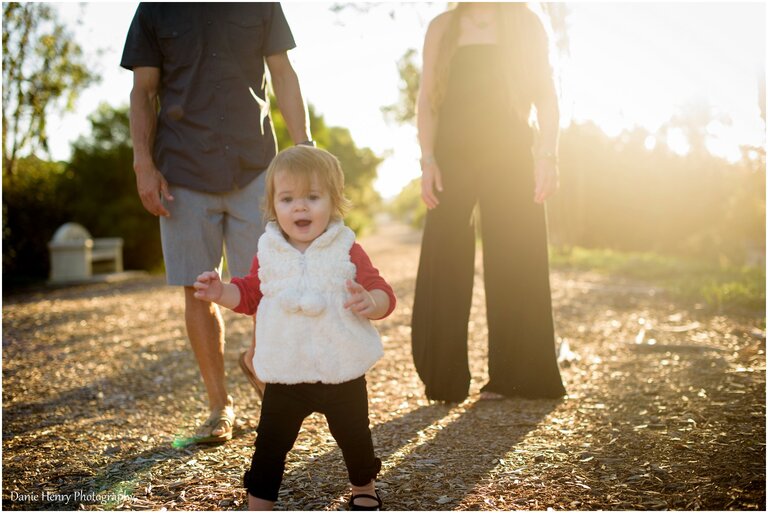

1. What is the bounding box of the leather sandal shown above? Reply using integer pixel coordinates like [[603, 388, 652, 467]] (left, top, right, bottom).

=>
[[239, 350, 265, 401], [349, 491, 383, 511], [193, 401, 235, 444]]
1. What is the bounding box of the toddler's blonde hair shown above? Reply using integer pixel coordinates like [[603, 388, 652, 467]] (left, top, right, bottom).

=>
[[263, 145, 351, 222]]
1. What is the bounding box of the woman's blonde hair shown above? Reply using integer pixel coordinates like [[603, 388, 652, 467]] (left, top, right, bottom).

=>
[[263, 145, 352, 222], [431, 3, 554, 123]]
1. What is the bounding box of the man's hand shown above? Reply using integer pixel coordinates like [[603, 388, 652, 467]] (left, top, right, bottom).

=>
[[135, 162, 173, 217], [129, 67, 170, 216]]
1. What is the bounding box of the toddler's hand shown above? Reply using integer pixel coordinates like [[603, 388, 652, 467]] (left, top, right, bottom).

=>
[[344, 279, 377, 318], [193, 270, 223, 302]]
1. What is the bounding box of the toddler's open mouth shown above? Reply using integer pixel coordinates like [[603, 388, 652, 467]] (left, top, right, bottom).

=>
[[295, 219, 311, 227]]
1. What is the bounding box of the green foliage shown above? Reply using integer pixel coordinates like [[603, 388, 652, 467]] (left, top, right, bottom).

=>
[[381, 48, 420, 125], [61, 104, 162, 271], [271, 102, 383, 235], [550, 245, 766, 313], [391, 119, 766, 267], [387, 177, 426, 229], [2, 97, 385, 285], [2, 155, 70, 282], [2, 2, 97, 175], [546, 121, 766, 265], [384, 13, 764, 269], [2, 105, 162, 285]]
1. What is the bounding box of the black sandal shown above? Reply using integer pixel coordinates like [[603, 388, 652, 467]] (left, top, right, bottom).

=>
[[349, 491, 383, 511]]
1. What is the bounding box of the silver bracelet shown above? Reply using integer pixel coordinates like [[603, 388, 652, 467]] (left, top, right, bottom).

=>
[[535, 151, 558, 164], [420, 154, 436, 170]]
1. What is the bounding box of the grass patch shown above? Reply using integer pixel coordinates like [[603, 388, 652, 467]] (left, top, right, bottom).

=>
[[550, 246, 765, 314]]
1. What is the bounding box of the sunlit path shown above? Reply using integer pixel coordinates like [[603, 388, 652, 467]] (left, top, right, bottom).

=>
[[2, 220, 764, 510]]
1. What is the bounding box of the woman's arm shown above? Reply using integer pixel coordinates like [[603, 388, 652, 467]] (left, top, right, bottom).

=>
[[417, 14, 449, 209], [530, 7, 560, 204], [533, 79, 560, 204]]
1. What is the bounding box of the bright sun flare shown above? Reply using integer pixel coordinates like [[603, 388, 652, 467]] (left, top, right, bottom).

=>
[[48, 2, 766, 198]]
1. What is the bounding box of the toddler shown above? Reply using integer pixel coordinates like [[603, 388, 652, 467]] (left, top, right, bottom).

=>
[[193, 145, 395, 511]]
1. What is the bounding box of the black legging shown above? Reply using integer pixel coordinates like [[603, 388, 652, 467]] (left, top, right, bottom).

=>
[[243, 376, 381, 501]]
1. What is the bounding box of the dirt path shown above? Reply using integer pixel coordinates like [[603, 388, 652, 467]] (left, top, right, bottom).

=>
[[2, 222, 765, 510]]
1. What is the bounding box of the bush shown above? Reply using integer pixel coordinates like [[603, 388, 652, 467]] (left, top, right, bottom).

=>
[[2, 156, 71, 284], [60, 105, 162, 271], [2, 101, 387, 288], [387, 177, 426, 229]]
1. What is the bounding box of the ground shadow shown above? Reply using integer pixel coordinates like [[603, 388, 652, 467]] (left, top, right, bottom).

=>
[[269, 398, 559, 510], [270, 402, 456, 510], [383, 398, 561, 510]]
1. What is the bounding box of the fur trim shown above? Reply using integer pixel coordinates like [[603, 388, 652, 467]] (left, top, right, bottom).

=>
[[253, 220, 383, 384]]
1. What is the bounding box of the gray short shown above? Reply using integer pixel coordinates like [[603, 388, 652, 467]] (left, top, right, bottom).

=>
[[159, 173, 266, 285]]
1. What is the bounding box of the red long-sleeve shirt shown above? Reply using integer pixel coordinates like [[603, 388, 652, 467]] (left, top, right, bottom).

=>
[[231, 242, 396, 319]]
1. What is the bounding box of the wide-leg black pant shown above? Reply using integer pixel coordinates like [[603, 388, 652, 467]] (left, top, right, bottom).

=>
[[411, 135, 566, 402], [243, 376, 381, 501]]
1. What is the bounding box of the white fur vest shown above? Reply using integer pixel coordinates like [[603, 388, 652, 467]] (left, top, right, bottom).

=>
[[253, 220, 383, 384]]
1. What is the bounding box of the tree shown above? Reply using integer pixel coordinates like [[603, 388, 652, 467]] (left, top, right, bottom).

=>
[[3, 104, 162, 284], [61, 104, 163, 272], [381, 48, 420, 125], [388, 177, 426, 229], [2, 2, 96, 177], [2, 155, 70, 282]]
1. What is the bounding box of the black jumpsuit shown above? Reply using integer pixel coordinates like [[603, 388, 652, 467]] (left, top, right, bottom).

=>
[[411, 44, 566, 402]]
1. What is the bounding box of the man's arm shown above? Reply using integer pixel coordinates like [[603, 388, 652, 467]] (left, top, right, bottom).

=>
[[129, 66, 173, 217], [265, 52, 311, 144]]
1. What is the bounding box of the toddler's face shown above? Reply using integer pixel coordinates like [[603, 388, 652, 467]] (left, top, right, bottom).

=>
[[273, 169, 333, 252]]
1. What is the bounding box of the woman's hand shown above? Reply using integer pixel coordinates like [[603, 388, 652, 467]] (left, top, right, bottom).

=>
[[420, 160, 443, 209], [534, 158, 559, 204]]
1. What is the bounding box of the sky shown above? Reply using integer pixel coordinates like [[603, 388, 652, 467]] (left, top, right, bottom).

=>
[[48, 1, 766, 198]]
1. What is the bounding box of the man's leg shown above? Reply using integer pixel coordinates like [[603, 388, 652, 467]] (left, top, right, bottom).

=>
[[160, 183, 231, 438], [223, 173, 266, 394], [184, 287, 231, 435]]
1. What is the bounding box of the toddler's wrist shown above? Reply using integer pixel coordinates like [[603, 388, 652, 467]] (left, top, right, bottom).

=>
[[212, 283, 225, 303]]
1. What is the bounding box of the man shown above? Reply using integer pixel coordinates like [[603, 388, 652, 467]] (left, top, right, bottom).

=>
[[121, 3, 312, 443]]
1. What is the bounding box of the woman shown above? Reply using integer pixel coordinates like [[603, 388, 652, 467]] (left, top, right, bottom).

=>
[[411, 2, 566, 402]]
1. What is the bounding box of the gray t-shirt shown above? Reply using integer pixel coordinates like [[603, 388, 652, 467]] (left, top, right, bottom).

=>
[[120, 2, 296, 192]]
